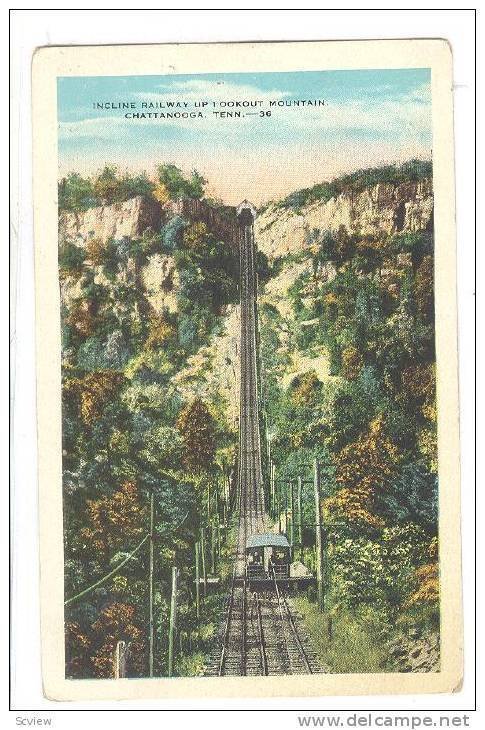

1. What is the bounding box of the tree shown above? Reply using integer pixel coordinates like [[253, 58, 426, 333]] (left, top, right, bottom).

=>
[[58, 173, 96, 211], [184, 221, 209, 252], [90, 602, 146, 678], [327, 415, 401, 529], [80, 481, 147, 557], [341, 346, 364, 380], [75, 371, 125, 425], [93, 165, 122, 205], [290, 371, 321, 406], [144, 313, 176, 351], [153, 181, 171, 205], [176, 398, 216, 473], [157, 164, 206, 200], [85, 237, 106, 266], [414, 255, 434, 322], [59, 242, 86, 279]]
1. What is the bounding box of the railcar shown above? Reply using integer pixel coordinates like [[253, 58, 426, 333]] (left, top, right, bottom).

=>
[[237, 200, 257, 225], [245, 532, 291, 582]]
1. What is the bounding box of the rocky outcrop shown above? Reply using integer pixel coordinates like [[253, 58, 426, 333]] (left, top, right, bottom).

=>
[[256, 177, 433, 394], [387, 629, 440, 673], [140, 254, 178, 314], [171, 304, 240, 429], [166, 198, 238, 247], [256, 179, 433, 260], [58, 195, 240, 316], [59, 195, 163, 247]]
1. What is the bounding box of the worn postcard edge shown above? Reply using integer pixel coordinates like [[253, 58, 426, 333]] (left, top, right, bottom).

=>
[[32, 38, 462, 701]]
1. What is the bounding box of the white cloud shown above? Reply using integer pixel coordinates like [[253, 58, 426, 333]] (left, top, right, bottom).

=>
[[149, 77, 290, 103], [58, 77, 432, 204], [59, 75, 431, 146], [59, 116, 128, 140]]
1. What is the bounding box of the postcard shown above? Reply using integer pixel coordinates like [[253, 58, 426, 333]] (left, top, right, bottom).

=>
[[32, 39, 462, 700]]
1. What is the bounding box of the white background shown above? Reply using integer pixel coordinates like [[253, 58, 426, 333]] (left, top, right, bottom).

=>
[[7, 6, 479, 727]]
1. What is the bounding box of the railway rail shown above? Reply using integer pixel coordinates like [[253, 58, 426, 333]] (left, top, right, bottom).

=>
[[205, 203, 323, 677], [206, 565, 322, 676]]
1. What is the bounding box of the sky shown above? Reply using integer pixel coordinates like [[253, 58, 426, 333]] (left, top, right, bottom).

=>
[[57, 68, 432, 205]]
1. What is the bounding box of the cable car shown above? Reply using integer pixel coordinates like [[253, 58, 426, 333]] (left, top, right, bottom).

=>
[[245, 532, 290, 582], [237, 200, 257, 226]]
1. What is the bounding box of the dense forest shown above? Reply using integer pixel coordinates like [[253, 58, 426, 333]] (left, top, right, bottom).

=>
[[257, 159, 438, 671], [60, 159, 439, 677], [60, 165, 241, 678]]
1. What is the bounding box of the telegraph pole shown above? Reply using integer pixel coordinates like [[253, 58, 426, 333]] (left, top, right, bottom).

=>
[[114, 640, 127, 679], [195, 541, 200, 619], [149, 490, 155, 677], [297, 475, 304, 562], [211, 524, 216, 574], [200, 527, 207, 597], [277, 481, 282, 533], [285, 483, 289, 535], [313, 459, 324, 612], [270, 460, 275, 519], [289, 479, 295, 560], [215, 479, 220, 523], [168, 566, 178, 677]]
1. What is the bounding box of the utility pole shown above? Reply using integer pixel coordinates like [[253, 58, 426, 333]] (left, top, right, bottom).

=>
[[270, 460, 275, 519], [207, 481, 211, 524], [195, 541, 200, 619], [215, 479, 220, 523], [149, 490, 154, 677], [297, 475, 304, 562], [277, 481, 282, 533], [285, 483, 289, 536], [313, 459, 324, 612], [114, 640, 127, 679], [168, 566, 178, 678], [200, 527, 207, 597], [289, 479, 295, 560], [211, 524, 216, 574]]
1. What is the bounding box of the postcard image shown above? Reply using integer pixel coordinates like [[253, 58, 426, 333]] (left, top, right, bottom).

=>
[[32, 39, 462, 700]]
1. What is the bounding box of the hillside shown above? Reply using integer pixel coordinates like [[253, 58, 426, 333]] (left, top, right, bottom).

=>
[[59, 170, 241, 678], [256, 160, 439, 673], [60, 159, 439, 676]]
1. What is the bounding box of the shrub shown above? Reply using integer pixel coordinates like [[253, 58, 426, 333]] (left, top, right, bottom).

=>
[[59, 242, 86, 278], [58, 173, 96, 212], [176, 398, 216, 473], [161, 216, 186, 251], [157, 164, 206, 200], [277, 160, 432, 210]]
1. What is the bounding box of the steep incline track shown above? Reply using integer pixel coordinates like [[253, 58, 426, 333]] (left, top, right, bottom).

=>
[[205, 204, 322, 677]]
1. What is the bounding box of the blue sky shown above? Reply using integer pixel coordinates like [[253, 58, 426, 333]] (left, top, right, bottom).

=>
[[58, 68, 432, 204]]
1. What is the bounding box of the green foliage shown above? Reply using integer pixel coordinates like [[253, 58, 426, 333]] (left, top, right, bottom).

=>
[[292, 596, 391, 673], [161, 215, 187, 251], [278, 159, 432, 211], [60, 167, 239, 678], [260, 161, 437, 655], [58, 166, 155, 211], [62, 158, 437, 677], [58, 173, 97, 212], [177, 398, 217, 473], [59, 242, 86, 277], [157, 164, 206, 200]]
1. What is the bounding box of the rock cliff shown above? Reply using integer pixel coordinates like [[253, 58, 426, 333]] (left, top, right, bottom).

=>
[[256, 176, 434, 391], [256, 179, 433, 261], [58, 194, 240, 424], [59, 195, 163, 247]]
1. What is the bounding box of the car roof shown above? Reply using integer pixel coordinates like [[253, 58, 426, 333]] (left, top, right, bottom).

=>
[[245, 532, 290, 549]]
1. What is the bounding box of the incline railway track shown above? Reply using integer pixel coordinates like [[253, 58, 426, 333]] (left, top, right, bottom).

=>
[[205, 203, 323, 677], [207, 566, 322, 677]]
